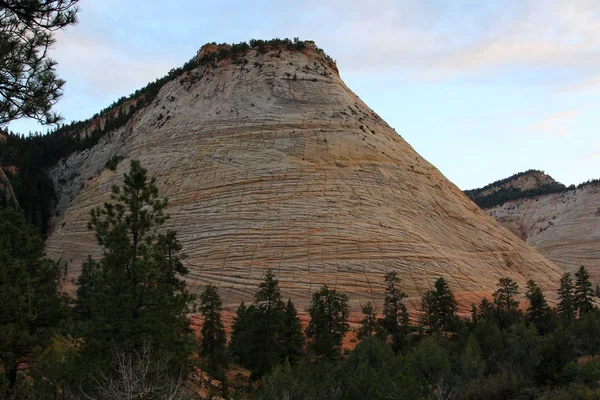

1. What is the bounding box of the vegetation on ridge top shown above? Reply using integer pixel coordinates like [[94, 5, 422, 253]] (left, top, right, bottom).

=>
[[465, 169, 600, 209], [465, 169, 571, 209]]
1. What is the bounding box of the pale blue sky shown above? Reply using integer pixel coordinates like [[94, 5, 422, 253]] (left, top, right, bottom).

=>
[[8, 0, 600, 190]]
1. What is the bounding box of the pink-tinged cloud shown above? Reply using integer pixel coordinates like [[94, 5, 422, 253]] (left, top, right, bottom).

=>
[[584, 145, 600, 159], [561, 74, 600, 94], [52, 31, 176, 95], [302, 0, 600, 84], [529, 109, 581, 137]]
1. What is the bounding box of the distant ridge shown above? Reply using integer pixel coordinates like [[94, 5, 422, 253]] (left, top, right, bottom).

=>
[[465, 170, 569, 208]]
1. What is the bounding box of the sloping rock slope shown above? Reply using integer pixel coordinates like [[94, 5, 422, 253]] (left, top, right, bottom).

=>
[[487, 183, 600, 283], [44, 42, 563, 312], [0, 166, 18, 209]]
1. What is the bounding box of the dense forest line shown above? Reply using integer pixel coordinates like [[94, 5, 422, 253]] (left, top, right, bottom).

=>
[[3, 161, 600, 399]]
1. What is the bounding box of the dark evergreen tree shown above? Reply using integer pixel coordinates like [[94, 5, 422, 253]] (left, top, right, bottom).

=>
[[248, 269, 286, 378], [409, 337, 452, 390], [0, 0, 79, 125], [279, 298, 305, 365], [493, 277, 521, 329], [306, 285, 350, 360], [573, 312, 600, 357], [420, 290, 437, 336], [357, 301, 379, 340], [471, 318, 504, 372], [229, 301, 248, 364], [471, 297, 495, 327], [557, 273, 576, 322], [433, 277, 458, 332], [380, 271, 410, 352], [595, 284, 600, 298], [525, 279, 550, 324], [73, 160, 195, 378], [420, 277, 458, 335], [0, 207, 66, 398], [574, 266, 595, 316], [199, 284, 227, 377], [534, 326, 574, 384], [459, 336, 486, 381]]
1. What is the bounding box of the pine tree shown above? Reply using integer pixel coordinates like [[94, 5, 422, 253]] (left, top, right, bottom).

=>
[[420, 290, 437, 336], [525, 279, 549, 324], [230, 270, 288, 379], [0, 0, 79, 125], [574, 266, 595, 317], [229, 301, 248, 364], [256, 270, 285, 320], [380, 271, 410, 353], [433, 277, 458, 332], [74, 160, 195, 376], [199, 284, 227, 376], [557, 273, 576, 322], [471, 297, 494, 325], [0, 207, 66, 397], [420, 277, 458, 335], [279, 298, 305, 365], [306, 285, 350, 360], [493, 277, 521, 329], [248, 269, 286, 378], [357, 302, 378, 340]]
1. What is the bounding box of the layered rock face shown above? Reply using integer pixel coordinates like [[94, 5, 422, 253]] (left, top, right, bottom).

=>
[[45, 43, 563, 312], [0, 167, 18, 209], [486, 184, 600, 283]]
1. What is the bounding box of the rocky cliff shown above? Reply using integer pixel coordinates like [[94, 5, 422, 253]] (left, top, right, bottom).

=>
[[0, 166, 18, 209], [44, 41, 563, 312], [485, 182, 600, 283]]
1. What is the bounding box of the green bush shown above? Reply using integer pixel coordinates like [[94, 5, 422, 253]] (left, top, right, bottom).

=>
[[105, 155, 120, 171]]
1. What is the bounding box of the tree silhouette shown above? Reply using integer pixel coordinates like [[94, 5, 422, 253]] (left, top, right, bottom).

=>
[[74, 160, 195, 381], [0, 0, 79, 125], [380, 271, 410, 352], [199, 284, 227, 377], [306, 285, 350, 360], [557, 273, 576, 322], [574, 266, 595, 316]]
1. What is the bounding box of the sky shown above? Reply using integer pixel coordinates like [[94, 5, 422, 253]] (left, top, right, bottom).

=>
[[7, 0, 600, 190]]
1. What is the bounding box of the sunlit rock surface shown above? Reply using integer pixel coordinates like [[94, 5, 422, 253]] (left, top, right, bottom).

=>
[[45, 43, 563, 312]]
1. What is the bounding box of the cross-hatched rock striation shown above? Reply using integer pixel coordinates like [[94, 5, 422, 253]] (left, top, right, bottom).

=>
[[45, 42, 563, 312]]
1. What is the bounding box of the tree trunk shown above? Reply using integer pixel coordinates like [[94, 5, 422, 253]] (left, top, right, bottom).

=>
[[5, 363, 18, 399]]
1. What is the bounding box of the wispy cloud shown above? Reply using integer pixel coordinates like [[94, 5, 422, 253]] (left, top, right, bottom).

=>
[[50, 0, 600, 91], [53, 32, 175, 95], [281, 0, 600, 85], [561, 74, 600, 94], [584, 145, 600, 159], [529, 109, 581, 137]]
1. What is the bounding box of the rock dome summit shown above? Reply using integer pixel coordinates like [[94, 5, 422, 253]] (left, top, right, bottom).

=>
[[43, 39, 563, 312]]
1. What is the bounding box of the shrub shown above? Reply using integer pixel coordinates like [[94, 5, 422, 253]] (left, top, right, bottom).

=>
[[105, 155, 120, 171]]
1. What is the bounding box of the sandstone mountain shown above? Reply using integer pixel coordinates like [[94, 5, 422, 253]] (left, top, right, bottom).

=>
[[43, 40, 562, 313], [470, 170, 600, 284]]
